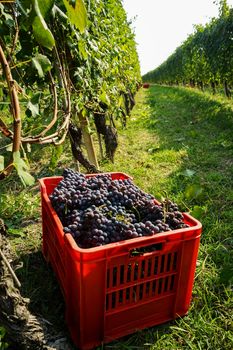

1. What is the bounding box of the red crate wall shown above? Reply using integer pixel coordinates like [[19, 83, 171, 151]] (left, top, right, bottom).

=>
[[39, 174, 202, 350]]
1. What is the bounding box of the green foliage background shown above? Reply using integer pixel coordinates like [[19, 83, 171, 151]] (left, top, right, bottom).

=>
[[0, 0, 141, 170]]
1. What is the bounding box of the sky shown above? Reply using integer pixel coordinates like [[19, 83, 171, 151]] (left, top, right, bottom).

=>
[[122, 0, 233, 75]]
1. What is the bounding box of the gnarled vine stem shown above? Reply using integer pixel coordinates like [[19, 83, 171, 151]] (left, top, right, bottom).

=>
[[0, 42, 21, 178]]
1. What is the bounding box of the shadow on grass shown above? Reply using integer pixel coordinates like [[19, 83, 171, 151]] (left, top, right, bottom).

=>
[[16, 250, 68, 333], [143, 85, 233, 287], [16, 248, 180, 350], [147, 85, 233, 124]]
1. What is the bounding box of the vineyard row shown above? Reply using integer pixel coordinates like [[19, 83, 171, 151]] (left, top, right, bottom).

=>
[[143, 3, 233, 98]]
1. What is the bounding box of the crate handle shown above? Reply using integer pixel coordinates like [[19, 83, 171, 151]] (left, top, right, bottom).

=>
[[129, 241, 166, 257]]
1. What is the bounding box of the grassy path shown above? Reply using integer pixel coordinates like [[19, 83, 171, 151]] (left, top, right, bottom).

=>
[[1, 85, 233, 349], [104, 85, 233, 349]]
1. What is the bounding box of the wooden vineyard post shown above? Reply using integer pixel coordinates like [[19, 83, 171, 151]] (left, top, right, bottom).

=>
[[78, 112, 99, 170], [97, 132, 104, 160]]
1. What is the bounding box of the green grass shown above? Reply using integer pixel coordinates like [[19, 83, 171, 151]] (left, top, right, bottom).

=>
[[0, 85, 233, 349], [101, 85, 233, 349]]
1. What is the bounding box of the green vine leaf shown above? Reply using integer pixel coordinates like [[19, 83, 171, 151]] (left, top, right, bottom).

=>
[[49, 145, 63, 170], [13, 152, 35, 187], [62, 0, 87, 33], [78, 39, 88, 60], [99, 91, 110, 106], [32, 53, 52, 77], [32, 0, 55, 50], [0, 4, 15, 27], [26, 92, 41, 118], [37, 0, 55, 18], [26, 100, 39, 118], [185, 183, 204, 201], [180, 169, 196, 177], [6, 144, 12, 152], [190, 205, 207, 219]]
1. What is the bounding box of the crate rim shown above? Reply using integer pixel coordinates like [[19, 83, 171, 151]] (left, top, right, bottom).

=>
[[64, 214, 202, 254]]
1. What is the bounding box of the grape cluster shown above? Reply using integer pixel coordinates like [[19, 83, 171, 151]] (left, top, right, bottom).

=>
[[49, 169, 189, 249]]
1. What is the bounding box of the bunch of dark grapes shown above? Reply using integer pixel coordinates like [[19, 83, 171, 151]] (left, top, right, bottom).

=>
[[49, 168, 189, 248], [161, 199, 189, 230]]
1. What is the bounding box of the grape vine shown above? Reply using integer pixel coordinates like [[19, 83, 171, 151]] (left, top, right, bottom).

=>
[[0, 0, 141, 183]]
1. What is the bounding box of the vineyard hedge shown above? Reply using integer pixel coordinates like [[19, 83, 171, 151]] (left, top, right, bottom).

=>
[[143, 3, 233, 97]]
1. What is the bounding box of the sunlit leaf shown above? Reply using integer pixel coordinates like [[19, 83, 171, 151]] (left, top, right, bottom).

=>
[[13, 151, 29, 170], [180, 169, 196, 177], [13, 151, 35, 187], [26, 92, 41, 117], [185, 183, 203, 200], [32, 0, 55, 50], [50, 144, 63, 169], [26, 101, 39, 118], [32, 18, 55, 50], [63, 0, 87, 33], [78, 40, 88, 60], [190, 205, 207, 219], [32, 53, 52, 77], [37, 0, 55, 18], [118, 95, 125, 108], [6, 144, 13, 152], [17, 169, 35, 187], [99, 91, 110, 106]]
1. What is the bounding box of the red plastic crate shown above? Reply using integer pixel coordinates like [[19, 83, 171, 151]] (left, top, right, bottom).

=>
[[39, 173, 202, 350]]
